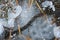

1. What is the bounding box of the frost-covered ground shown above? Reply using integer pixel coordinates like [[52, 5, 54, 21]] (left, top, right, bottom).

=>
[[0, 0, 59, 40], [22, 16, 56, 40], [17, 0, 56, 40], [16, 1, 39, 27]]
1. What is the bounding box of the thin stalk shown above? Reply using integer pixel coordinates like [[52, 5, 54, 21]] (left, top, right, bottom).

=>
[[16, 0, 18, 5], [35, 0, 48, 20], [18, 24, 21, 35]]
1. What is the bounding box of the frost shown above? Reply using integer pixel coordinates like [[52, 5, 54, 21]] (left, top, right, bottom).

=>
[[8, 19, 15, 28], [0, 0, 57, 40], [22, 16, 56, 40], [0, 5, 22, 28], [7, 5, 22, 28], [17, 1, 40, 27], [41, 1, 55, 11], [8, 5, 22, 19], [53, 27, 60, 38], [0, 22, 4, 35]]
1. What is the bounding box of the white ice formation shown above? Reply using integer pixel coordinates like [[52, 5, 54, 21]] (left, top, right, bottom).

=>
[[0, 5, 22, 34], [22, 16, 56, 40], [8, 5, 22, 19], [53, 27, 60, 38], [17, 1, 40, 27], [8, 5, 22, 28], [41, 1, 55, 11], [0, 23, 4, 35]]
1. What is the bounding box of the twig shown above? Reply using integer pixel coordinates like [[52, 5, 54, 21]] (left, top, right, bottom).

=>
[[16, 0, 18, 5], [35, 1, 48, 20], [30, 0, 34, 7], [28, 0, 31, 7], [28, 0, 34, 8], [18, 24, 21, 35], [26, 36, 32, 40], [9, 29, 12, 40], [35, 1, 45, 15]]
